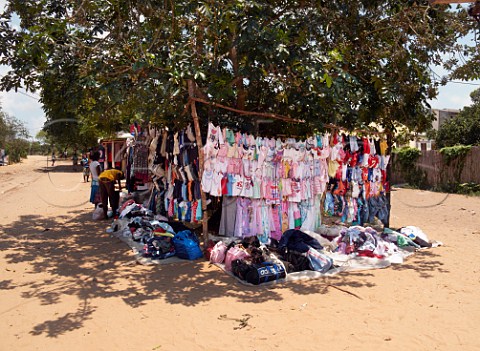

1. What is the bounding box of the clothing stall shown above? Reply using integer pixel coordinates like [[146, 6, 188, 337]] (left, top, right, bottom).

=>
[[104, 96, 444, 286], [121, 98, 392, 243], [200, 123, 391, 244]]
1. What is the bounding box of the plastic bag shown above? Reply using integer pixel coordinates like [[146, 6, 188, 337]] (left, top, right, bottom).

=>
[[306, 247, 333, 273], [92, 204, 104, 221], [224, 245, 250, 271], [173, 230, 203, 260], [210, 241, 228, 264]]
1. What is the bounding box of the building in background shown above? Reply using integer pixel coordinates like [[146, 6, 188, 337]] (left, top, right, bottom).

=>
[[431, 108, 460, 130], [412, 108, 460, 151]]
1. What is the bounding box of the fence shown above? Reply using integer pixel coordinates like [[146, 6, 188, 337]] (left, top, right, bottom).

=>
[[390, 146, 480, 188]]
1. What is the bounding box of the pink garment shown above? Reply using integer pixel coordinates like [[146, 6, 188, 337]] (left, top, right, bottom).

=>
[[313, 176, 323, 195], [217, 143, 228, 158], [282, 178, 293, 196], [270, 205, 282, 240], [227, 158, 242, 175], [210, 241, 228, 264], [255, 200, 263, 236], [241, 175, 253, 198], [235, 132, 242, 145], [300, 179, 307, 200]]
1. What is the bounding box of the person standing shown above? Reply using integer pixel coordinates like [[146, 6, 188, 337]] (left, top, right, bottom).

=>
[[98, 168, 124, 219], [97, 144, 105, 172], [89, 152, 102, 205], [72, 149, 79, 171], [81, 153, 90, 182], [51, 151, 56, 167]]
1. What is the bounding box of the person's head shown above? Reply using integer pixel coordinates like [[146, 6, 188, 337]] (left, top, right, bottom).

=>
[[114, 167, 125, 180], [91, 151, 100, 161]]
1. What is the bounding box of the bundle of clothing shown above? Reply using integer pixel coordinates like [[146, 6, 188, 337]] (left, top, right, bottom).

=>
[[209, 225, 438, 285], [202, 123, 390, 243], [115, 198, 202, 260]]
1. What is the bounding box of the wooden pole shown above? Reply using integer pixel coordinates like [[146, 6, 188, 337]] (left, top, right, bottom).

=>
[[188, 80, 209, 247], [385, 132, 393, 228]]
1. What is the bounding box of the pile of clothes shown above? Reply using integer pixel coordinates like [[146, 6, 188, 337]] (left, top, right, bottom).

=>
[[112, 198, 203, 262], [209, 225, 439, 285]]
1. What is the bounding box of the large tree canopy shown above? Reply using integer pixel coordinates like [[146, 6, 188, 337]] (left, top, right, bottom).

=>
[[0, 1, 473, 138]]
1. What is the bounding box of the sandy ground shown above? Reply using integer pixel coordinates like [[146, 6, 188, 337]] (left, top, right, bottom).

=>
[[1, 155, 480, 351]]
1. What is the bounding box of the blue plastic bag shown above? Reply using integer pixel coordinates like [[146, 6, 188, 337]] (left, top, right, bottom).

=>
[[173, 230, 203, 260], [306, 247, 333, 273]]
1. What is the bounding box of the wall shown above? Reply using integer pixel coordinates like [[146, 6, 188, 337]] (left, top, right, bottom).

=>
[[390, 146, 480, 187]]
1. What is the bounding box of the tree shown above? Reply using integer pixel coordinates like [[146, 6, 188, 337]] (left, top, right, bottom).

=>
[[0, 1, 471, 139], [435, 88, 480, 147], [0, 109, 29, 142], [0, 107, 30, 163]]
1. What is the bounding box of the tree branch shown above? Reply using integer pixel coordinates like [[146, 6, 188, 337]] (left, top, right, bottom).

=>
[[189, 97, 304, 123]]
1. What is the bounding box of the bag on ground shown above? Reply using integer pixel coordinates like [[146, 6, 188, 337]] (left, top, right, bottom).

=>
[[245, 262, 286, 285], [306, 247, 333, 273], [173, 230, 203, 260], [224, 245, 250, 271], [92, 204, 104, 221], [210, 241, 228, 264]]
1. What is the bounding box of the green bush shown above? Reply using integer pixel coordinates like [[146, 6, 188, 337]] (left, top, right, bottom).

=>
[[457, 182, 480, 196], [392, 147, 427, 188], [439, 145, 472, 165], [438, 145, 472, 190], [5, 139, 30, 163]]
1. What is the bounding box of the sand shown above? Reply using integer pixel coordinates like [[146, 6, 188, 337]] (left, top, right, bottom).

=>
[[1, 155, 480, 351]]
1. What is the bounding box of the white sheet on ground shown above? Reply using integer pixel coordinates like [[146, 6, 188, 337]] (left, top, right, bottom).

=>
[[214, 252, 403, 286]]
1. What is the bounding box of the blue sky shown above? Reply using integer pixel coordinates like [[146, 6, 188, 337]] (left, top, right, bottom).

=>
[[0, 1, 479, 138]]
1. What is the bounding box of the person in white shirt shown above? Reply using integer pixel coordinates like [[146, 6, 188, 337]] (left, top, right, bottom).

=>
[[89, 151, 102, 205]]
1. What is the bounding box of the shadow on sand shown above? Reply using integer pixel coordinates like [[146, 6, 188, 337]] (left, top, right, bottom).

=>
[[0, 209, 448, 338]]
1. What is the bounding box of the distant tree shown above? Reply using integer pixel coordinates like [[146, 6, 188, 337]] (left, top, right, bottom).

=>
[[0, 110, 29, 142], [425, 128, 437, 142], [435, 88, 480, 147], [35, 130, 49, 144], [0, 108, 30, 163]]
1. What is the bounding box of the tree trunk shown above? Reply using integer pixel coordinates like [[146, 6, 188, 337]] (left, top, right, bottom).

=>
[[230, 45, 246, 110], [385, 132, 393, 228], [188, 80, 209, 247]]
